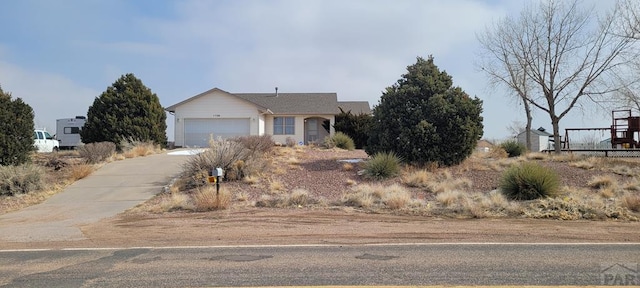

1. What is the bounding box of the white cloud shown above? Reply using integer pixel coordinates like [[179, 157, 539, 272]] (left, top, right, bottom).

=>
[[0, 60, 97, 132]]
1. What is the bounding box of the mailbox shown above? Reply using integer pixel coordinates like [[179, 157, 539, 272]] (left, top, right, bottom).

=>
[[212, 168, 224, 177]]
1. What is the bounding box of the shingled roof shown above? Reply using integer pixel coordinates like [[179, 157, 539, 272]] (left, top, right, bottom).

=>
[[236, 93, 339, 115], [337, 101, 371, 115]]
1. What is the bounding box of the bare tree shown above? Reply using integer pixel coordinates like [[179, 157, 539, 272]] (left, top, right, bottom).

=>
[[506, 120, 526, 138], [478, 12, 536, 151], [479, 0, 638, 153]]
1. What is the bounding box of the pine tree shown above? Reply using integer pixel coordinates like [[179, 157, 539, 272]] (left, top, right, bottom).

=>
[[366, 56, 483, 166], [81, 74, 167, 149], [0, 86, 35, 166]]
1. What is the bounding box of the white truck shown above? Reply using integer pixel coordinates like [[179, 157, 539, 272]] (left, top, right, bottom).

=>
[[34, 129, 59, 152], [56, 116, 86, 149]]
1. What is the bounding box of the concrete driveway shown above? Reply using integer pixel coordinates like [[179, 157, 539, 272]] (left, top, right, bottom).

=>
[[0, 151, 191, 242]]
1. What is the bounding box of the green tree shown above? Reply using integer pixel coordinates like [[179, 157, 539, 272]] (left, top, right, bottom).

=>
[[81, 73, 167, 149], [333, 107, 372, 149], [366, 56, 483, 166], [0, 86, 35, 166]]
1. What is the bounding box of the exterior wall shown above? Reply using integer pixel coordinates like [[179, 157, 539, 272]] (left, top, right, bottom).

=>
[[173, 90, 260, 146], [266, 115, 335, 145], [517, 132, 550, 152]]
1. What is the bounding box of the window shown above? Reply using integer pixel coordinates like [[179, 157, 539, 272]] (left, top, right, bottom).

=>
[[274, 117, 295, 135], [64, 127, 81, 134]]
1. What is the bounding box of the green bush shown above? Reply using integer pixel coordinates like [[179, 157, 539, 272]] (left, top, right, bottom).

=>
[[363, 151, 402, 180], [334, 108, 372, 149], [324, 132, 355, 151], [499, 162, 560, 200], [500, 140, 526, 157], [0, 164, 44, 196], [77, 142, 116, 164]]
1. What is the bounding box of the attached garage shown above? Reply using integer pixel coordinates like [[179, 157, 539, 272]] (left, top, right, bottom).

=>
[[183, 118, 250, 147]]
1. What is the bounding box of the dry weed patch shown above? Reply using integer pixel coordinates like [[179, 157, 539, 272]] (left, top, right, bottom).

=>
[[587, 175, 618, 189], [193, 186, 231, 211], [68, 164, 95, 181]]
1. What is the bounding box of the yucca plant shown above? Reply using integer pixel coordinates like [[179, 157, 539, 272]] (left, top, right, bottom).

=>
[[363, 151, 402, 180], [499, 162, 560, 200]]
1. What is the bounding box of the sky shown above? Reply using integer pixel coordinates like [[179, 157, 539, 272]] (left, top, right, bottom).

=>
[[0, 0, 618, 142]]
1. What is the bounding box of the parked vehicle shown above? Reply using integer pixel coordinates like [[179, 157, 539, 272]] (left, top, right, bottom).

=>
[[34, 129, 59, 152], [56, 116, 86, 149]]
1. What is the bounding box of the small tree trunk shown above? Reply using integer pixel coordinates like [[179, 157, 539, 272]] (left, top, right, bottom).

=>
[[552, 116, 562, 153], [524, 100, 533, 151]]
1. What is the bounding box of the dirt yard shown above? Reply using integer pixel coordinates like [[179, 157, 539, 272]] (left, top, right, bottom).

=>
[[78, 147, 640, 248], [2, 147, 640, 249]]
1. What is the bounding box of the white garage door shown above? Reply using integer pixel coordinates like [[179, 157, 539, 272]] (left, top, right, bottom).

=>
[[184, 118, 250, 147]]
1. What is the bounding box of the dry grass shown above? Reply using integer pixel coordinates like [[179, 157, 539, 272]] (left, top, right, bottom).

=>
[[243, 175, 260, 186], [193, 186, 231, 211], [345, 179, 358, 186], [67, 164, 95, 181], [159, 193, 194, 212], [268, 179, 286, 194], [341, 184, 411, 210], [235, 191, 249, 202], [342, 162, 354, 171], [569, 157, 599, 170], [287, 188, 310, 207], [428, 174, 473, 194], [587, 175, 618, 189], [526, 152, 549, 160], [402, 170, 432, 188], [622, 193, 640, 212], [435, 190, 463, 207]]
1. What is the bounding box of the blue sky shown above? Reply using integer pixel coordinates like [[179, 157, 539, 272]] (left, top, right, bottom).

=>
[[0, 0, 615, 141]]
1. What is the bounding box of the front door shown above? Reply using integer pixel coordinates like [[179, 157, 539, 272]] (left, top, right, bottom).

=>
[[305, 118, 318, 144]]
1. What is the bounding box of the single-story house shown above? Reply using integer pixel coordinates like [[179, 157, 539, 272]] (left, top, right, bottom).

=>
[[517, 127, 553, 152], [165, 87, 370, 147]]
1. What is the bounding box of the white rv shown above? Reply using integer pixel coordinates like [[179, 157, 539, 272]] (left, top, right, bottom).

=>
[[56, 116, 86, 149]]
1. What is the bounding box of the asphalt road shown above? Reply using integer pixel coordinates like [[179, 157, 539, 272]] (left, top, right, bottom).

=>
[[1, 243, 638, 287]]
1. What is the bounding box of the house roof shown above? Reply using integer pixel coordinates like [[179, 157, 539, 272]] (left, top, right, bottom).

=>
[[165, 87, 342, 115], [236, 93, 339, 115], [337, 101, 372, 115], [164, 87, 268, 113], [518, 128, 553, 137]]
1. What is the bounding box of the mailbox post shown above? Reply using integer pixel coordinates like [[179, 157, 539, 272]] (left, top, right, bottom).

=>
[[211, 167, 223, 195]]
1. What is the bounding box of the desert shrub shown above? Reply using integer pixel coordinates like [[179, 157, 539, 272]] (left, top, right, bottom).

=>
[[233, 135, 274, 154], [341, 184, 410, 209], [363, 151, 402, 180], [287, 189, 310, 206], [587, 175, 617, 189], [120, 138, 158, 158], [193, 186, 231, 211], [622, 193, 640, 212], [68, 164, 95, 181], [77, 142, 116, 164], [499, 162, 560, 200], [181, 138, 267, 187], [500, 140, 526, 158], [285, 137, 297, 147], [0, 164, 44, 196], [323, 132, 355, 151], [402, 170, 432, 188]]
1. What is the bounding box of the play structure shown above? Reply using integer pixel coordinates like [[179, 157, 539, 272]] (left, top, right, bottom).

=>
[[563, 109, 640, 150]]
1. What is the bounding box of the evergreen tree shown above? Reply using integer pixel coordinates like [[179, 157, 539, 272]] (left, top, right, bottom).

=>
[[366, 56, 483, 166], [81, 73, 167, 149], [0, 86, 35, 166], [333, 107, 372, 149]]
